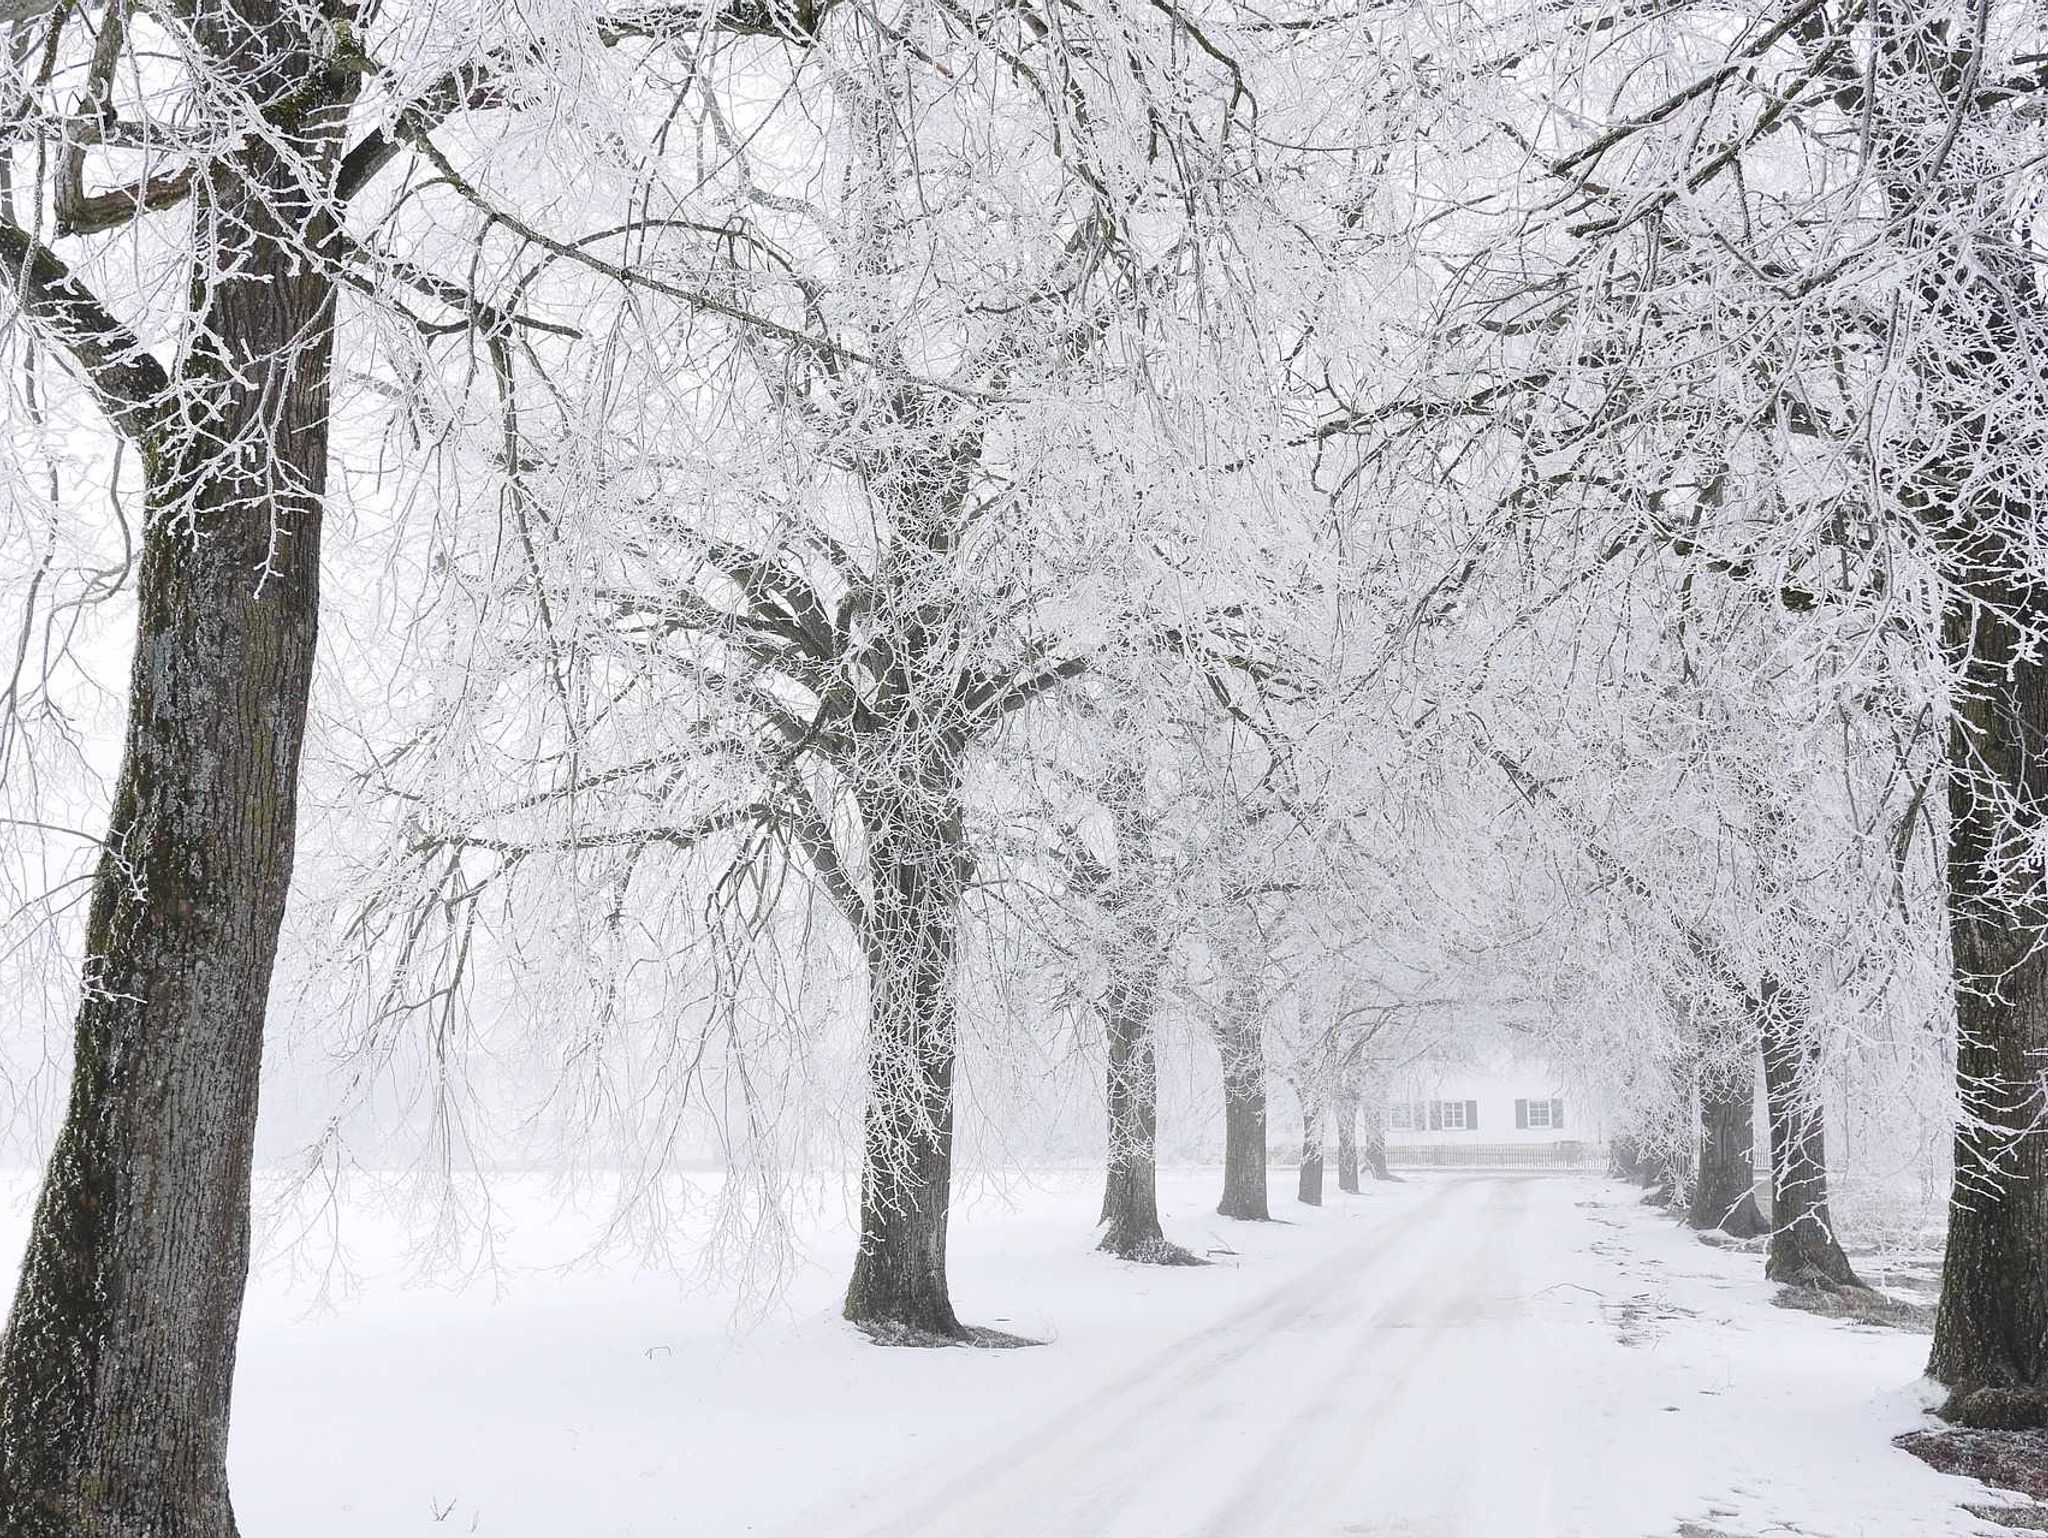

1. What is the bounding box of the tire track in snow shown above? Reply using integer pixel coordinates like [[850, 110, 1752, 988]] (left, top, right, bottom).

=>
[[832, 1178, 1512, 1538], [1187, 1177, 1532, 1538]]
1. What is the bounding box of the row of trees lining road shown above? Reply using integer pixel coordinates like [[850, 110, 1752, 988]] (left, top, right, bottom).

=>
[[1420, 0, 2048, 1423], [10, 0, 2048, 1527]]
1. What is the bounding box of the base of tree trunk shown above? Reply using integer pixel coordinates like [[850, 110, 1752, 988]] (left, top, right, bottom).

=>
[[843, 1278, 973, 1346], [1692, 1060, 1766, 1240], [1937, 1386, 2048, 1430], [1764, 1236, 1864, 1292], [1693, 1187, 1768, 1239], [1361, 1118, 1397, 1182], [1610, 1137, 1644, 1181], [1217, 1067, 1270, 1221], [851, 1318, 1044, 1349], [1298, 1149, 1324, 1207], [1757, 983, 1862, 1293], [1216, 1195, 1277, 1221], [1098, 1230, 1208, 1266], [1098, 1173, 1170, 1262]]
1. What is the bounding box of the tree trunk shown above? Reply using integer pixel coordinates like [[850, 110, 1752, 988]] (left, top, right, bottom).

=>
[[1845, 0, 2048, 1416], [0, 24, 356, 1533], [1758, 978, 1860, 1289], [843, 751, 974, 1344], [1365, 1122, 1393, 1180], [1099, 930, 1196, 1264], [1691, 1052, 1766, 1238], [1297, 1086, 1324, 1207], [1216, 1013, 1270, 1221], [1640, 1145, 1679, 1207], [1361, 1083, 1395, 1180], [1335, 1086, 1360, 1194], [1927, 591, 2048, 1406], [1610, 1135, 1642, 1181]]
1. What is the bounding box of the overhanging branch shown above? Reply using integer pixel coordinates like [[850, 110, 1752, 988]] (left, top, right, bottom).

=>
[[0, 217, 169, 443]]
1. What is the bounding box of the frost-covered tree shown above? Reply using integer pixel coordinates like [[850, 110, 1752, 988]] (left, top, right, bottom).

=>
[[1423, 0, 2048, 1397], [315, 0, 1289, 1343], [0, 3, 392, 1524], [0, 0, 874, 1515]]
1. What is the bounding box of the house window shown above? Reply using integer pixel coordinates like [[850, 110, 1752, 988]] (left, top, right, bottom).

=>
[[1396, 1099, 1479, 1131], [1516, 1097, 1566, 1131]]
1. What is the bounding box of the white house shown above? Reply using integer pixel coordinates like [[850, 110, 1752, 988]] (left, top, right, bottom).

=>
[[1383, 1058, 1598, 1166]]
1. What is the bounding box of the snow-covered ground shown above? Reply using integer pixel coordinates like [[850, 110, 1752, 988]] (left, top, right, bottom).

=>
[[5, 1171, 2005, 1535]]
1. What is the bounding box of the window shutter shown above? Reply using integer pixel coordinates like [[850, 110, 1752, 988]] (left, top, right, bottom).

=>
[[1466, 1099, 1479, 1131], [1551, 1098, 1565, 1130], [1515, 1099, 1528, 1129], [1428, 1101, 1443, 1131]]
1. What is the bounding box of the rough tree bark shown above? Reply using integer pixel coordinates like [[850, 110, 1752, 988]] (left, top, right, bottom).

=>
[[1097, 940, 1202, 1265], [1690, 1052, 1767, 1239], [1215, 1004, 1271, 1221], [1758, 978, 1861, 1289], [1297, 1082, 1325, 1207], [1335, 1078, 1360, 1194], [838, 375, 1002, 1344], [1099, 939, 1169, 1255], [842, 744, 977, 1343], [1925, 579, 2048, 1412], [1091, 765, 1199, 1265], [0, 7, 359, 1531]]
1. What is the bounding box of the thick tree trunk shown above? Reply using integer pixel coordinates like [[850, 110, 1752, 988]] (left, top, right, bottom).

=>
[[1099, 959, 1162, 1250], [1848, 2, 2048, 1418], [1335, 1087, 1360, 1194], [1364, 1122, 1393, 1180], [843, 750, 974, 1344], [1099, 932, 1197, 1264], [1927, 593, 2048, 1409], [1691, 1054, 1766, 1238], [1297, 1086, 1324, 1207], [1360, 1083, 1395, 1180], [1758, 979, 1861, 1289], [0, 24, 355, 1534], [1216, 1014, 1270, 1221]]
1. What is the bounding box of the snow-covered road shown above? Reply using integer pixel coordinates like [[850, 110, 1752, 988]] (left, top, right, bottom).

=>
[[839, 1178, 1545, 1538], [61, 1168, 2003, 1535]]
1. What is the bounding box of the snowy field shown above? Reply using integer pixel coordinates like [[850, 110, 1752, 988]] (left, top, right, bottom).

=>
[[0, 1170, 1992, 1537]]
